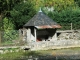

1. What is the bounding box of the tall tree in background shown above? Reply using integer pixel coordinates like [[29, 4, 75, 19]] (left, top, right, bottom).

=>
[[0, 0, 80, 30], [0, 0, 22, 17], [0, 0, 23, 43], [42, 0, 77, 12], [46, 0, 80, 30], [0, 0, 22, 30], [10, 0, 36, 29]]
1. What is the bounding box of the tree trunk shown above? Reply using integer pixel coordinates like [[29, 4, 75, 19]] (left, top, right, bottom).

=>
[[0, 13, 4, 21]]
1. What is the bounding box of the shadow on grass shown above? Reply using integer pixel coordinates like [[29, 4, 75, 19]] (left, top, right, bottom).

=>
[[14, 51, 80, 60], [0, 50, 80, 60], [14, 51, 56, 60]]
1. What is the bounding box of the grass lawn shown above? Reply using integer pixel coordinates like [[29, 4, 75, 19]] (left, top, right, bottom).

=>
[[0, 47, 80, 60]]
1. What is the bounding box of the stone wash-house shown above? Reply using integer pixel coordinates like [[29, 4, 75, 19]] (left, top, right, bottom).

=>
[[23, 10, 61, 47]]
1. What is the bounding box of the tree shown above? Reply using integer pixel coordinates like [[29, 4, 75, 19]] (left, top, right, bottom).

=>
[[74, 0, 80, 7], [3, 17, 14, 30], [10, 0, 36, 29], [0, 0, 23, 30], [2, 17, 16, 42], [48, 8, 80, 30], [0, 0, 22, 16]]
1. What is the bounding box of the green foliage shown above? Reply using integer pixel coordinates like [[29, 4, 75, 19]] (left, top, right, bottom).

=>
[[74, 0, 80, 7], [0, 0, 22, 16], [42, 0, 77, 12], [47, 8, 80, 30], [0, 50, 24, 60], [0, 0, 24, 31], [3, 17, 14, 30], [3, 30, 19, 42], [2, 17, 18, 42], [1, 0, 80, 30], [10, 1, 36, 29], [31, 0, 77, 12]]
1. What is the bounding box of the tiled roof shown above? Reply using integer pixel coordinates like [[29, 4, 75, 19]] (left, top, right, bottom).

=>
[[24, 11, 61, 28]]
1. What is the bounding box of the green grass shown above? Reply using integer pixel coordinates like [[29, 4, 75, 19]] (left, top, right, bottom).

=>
[[0, 52, 23, 60], [1, 40, 14, 46], [1, 47, 80, 60], [0, 50, 42, 60]]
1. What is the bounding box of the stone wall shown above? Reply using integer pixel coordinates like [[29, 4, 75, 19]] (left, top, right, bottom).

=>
[[23, 30, 80, 51], [28, 39, 80, 50], [57, 30, 80, 40], [29, 30, 80, 50]]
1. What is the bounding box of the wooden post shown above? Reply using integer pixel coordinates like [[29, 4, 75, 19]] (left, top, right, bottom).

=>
[[71, 23, 74, 39], [71, 23, 72, 30], [34, 28, 36, 42]]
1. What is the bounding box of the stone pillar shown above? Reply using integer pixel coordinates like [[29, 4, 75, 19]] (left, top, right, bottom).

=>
[[27, 28, 31, 42], [29, 28, 31, 42], [23, 28, 27, 42], [52, 32, 57, 41], [54, 32, 57, 40], [34, 28, 37, 42], [19, 29, 23, 41]]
